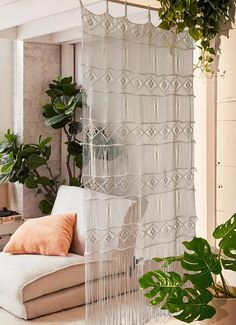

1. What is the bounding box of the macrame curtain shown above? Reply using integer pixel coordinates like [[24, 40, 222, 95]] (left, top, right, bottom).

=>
[[81, 2, 196, 324]]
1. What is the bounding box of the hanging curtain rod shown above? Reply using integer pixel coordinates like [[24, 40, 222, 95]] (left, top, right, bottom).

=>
[[108, 0, 160, 11]]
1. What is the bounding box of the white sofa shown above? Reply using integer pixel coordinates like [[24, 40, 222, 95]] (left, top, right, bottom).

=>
[[0, 186, 138, 319]]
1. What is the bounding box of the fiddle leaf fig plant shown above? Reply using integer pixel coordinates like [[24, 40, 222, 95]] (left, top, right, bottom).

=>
[[139, 213, 236, 323], [43, 76, 84, 186], [157, 0, 235, 73], [0, 130, 61, 214], [0, 77, 121, 215]]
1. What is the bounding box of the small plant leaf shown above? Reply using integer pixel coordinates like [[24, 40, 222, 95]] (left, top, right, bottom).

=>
[[189, 27, 202, 41], [0, 162, 14, 174], [158, 21, 171, 30]]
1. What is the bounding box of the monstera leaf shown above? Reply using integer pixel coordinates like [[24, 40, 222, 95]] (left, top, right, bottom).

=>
[[213, 213, 236, 271], [163, 288, 216, 323], [139, 270, 184, 306], [153, 256, 183, 268], [182, 237, 222, 288]]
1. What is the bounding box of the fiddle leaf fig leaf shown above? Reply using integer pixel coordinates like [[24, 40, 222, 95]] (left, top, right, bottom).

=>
[[69, 121, 82, 135], [39, 137, 52, 148], [25, 175, 37, 189], [75, 153, 83, 169], [27, 154, 46, 170], [182, 237, 221, 288], [39, 199, 53, 215], [163, 288, 216, 323], [37, 177, 52, 187], [45, 114, 67, 127], [139, 270, 184, 306], [70, 177, 81, 187]]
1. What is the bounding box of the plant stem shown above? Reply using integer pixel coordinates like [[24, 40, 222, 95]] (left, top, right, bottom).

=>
[[46, 165, 59, 193], [212, 278, 220, 298], [214, 284, 236, 298], [219, 272, 231, 298], [34, 170, 56, 199], [63, 126, 73, 184], [217, 248, 231, 298]]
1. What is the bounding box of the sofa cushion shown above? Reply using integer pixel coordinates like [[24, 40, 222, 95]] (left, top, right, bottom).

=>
[[0, 252, 125, 304], [52, 186, 137, 256], [0, 252, 84, 303], [0, 273, 138, 320], [3, 213, 76, 256]]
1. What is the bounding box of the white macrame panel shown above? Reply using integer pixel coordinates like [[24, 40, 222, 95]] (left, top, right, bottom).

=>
[[81, 5, 196, 324]]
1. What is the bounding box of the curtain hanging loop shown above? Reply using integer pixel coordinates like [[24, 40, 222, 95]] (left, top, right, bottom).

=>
[[125, 0, 128, 18], [78, 0, 83, 8], [106, 0, 109, 12], [148, 5, 151, 23]]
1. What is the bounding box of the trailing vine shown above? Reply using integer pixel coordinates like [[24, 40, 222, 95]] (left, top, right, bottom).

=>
[[157, 0, 235, 74]]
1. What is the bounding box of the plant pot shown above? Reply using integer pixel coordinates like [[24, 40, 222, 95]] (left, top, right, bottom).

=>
[[202, 298, 236, 324]]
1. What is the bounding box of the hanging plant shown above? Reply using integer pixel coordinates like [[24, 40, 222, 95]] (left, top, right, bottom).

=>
[[157, 0, 235, 73]]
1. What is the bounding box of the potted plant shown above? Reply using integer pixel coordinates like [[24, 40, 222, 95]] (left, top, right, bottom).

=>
[[139, 213, 236, 324]]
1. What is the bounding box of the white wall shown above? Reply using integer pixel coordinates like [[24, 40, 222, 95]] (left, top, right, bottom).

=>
[[0, 40, 13, 138], [216, 29, 236, 286]]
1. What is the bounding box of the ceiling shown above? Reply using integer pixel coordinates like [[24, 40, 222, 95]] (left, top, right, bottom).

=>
[[0, 0, 160, 44]]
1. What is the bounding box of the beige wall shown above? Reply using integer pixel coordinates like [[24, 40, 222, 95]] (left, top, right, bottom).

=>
[[22, 42, 61, 218]]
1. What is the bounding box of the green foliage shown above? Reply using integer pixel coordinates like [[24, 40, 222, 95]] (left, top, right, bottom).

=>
[[139, 270, 184, 305], [0, 130, 61, 214], [157, 0, 235, 73], [43, 76, 120, 187], [139, 213, 236, 323], [43, 76, 83, 186], [182, 238, 222, 288], [164, 288, 216, 323], [0, 76, 121, 215], [213, 213, 236, 271]]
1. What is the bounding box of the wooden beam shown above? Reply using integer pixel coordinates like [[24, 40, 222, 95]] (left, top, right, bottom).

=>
[[0, 0, 102, 31], [0, 27, 16, 39], [17, 1, 150, 41], [17, 8, 82, 40], [109, 0, 160, 10], [51, 28, 82, 44]]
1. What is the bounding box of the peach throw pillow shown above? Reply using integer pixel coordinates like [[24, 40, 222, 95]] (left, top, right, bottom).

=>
[[3, 214, 76, 256]]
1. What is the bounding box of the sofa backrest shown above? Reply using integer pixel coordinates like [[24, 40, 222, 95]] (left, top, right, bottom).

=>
[[51, 186, 137, 256]]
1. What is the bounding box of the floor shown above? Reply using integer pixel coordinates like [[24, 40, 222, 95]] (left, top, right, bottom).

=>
[[0, 306, 85, 325], [0, 306, 199, 325]]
